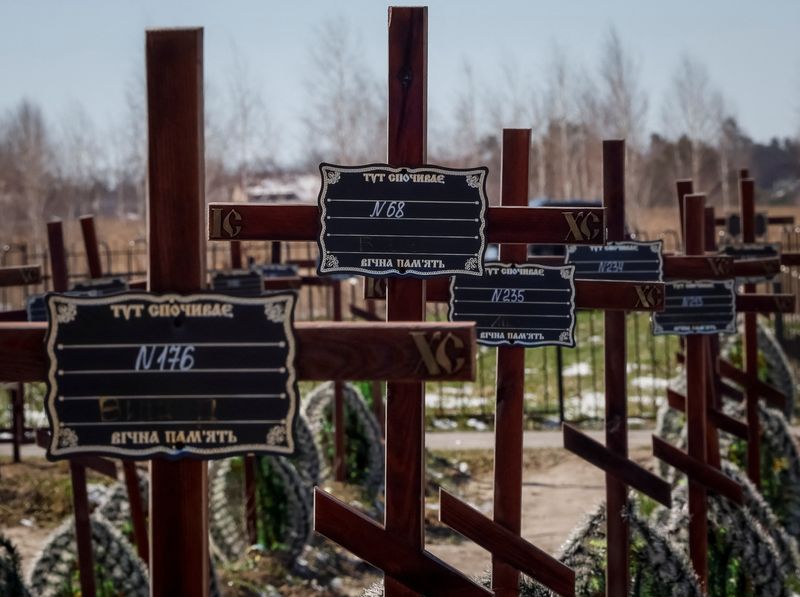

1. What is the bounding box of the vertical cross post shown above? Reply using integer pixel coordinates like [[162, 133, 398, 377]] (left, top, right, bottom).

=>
[[146, 28, 209, 597], [703, 206, 722, 470], [602, 140, 629, 597], [491, 128, 529, 596], [739, 175, 761, 488], [79, 214, 150, 565], [48, 219, 96, 597], [684, 193, 708, 587], [384, 8, 427, 596]]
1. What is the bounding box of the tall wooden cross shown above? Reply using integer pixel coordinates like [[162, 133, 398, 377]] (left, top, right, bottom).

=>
[[0, 27, 481, 597], [406, 137, 668, 596], [205, 8, 618, 595]]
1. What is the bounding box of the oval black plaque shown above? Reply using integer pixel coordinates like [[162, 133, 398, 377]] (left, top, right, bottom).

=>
[[652, 280, 736, 336], [449, 263, 576, 347], [44, 292, 298, 460], [565, 240, 663, 282], [318, 163, 488, 278]]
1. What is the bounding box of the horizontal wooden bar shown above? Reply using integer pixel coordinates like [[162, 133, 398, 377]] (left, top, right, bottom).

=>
[[663, 255, 733, 279], [0, 321, 476, 383], [0, 265, 42, 287], [314, 489, 491, 596], [423, 278, 664, 311], [666, 389, 748, 439], [438, 489, 575, 596], [732, 257, 780, 279], [207, 203, 607, 245], [350, 305, 381, 322], [736, 293, 795, 314], [129, 279, 147, 290], [781, 252, 800, 267], [717, 358, 786, 411], [562, 424, 671, 506], [718, 379, 744, 402], [262, 276, 302, 290], [0, 309, 27, 322], [35, 429, 118, 478], [652, 436, 743, 504]]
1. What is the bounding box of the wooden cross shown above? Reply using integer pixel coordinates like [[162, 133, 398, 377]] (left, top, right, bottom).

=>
[[558, 140, 672, 597], [407, 137, 666, 596], [206, 8, 621, 595], [0, 27, 479, 596]]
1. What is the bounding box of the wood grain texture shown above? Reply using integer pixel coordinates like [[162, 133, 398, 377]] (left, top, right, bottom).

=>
[[314, 489, 490, 596], [718, 357, 786, 410], [601, 139, 629, 597], [683, 193, 708, 586], [0, 321, 477, 382], [739, 177, 761, 487], [492, 129, 529, 596], [666, 389, 748, 440], [652, 436, 743, 504], [79, 216, 103, 278], [663, 255, 733, 279], [145, 28, 209, 597], [384, 10, 428, 597], [207, 203, 607, 245], [0, 265, 41, 287], [563, 425, 671, 507], [439, 490, 575, 597], [735, 293, 795, 313], [731, 257, 780, 280], [781, 251, 800, 266]]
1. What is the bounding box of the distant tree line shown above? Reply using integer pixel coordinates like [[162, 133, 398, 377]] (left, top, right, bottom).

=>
[[0, 20, 798, 241]]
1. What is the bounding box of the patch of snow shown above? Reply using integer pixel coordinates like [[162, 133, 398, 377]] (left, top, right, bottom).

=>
[[631, 376, 669, 391], [466, 418, 489, 431], [431, 418, 457, 431], [563, 362, 591, 377]]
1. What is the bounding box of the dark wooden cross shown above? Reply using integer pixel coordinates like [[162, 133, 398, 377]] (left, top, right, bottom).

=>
[[0, 27, 480, 597], [405, 137, 667, 597], [205, 8, 623, 595]]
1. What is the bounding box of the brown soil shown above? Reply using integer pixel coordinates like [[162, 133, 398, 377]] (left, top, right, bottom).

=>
[[0, 447, 656, 594]]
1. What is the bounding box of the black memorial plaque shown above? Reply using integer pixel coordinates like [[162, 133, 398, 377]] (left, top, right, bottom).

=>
[[44, 292, 298, 460], [565, 240, 663, 282], [720, 242, 780, 282], [318, 163, 488, 277], [211, 270, 264, 297], [449, 263, 576, 347], [652, 280, 736, 336]]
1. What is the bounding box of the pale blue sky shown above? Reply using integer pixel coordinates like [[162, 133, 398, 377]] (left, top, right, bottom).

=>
[[1, 0, 798, 163]]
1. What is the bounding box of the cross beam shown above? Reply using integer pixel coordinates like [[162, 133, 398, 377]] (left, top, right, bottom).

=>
[[207, 203, 607, 246], [0, 320, 476, 382], [666, 388, 748, 439], [0, 265, 41, 287], [438, 489, 575, 596]]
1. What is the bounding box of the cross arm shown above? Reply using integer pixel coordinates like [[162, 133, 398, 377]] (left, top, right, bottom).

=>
[[420, 278, 664, 311], [652, 436, 743, 504], [438, 489, 576, 597], [666, 389, 748, 440], [663, 255, 733, 279], [313, 489, 491, 596], [207, 203, 606, 245], [676, 352, 786, 411], [735, 293, 795, 314], [0, 265, 42, 287], [0, 321, 476, 383], [781, 252, 800, 267], [562, 424, 671, 506], [731, 257, 780, 280]]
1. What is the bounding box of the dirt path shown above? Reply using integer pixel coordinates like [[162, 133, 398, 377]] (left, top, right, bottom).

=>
[[426, 446, 652, 578], [3, 525, 53, 579]]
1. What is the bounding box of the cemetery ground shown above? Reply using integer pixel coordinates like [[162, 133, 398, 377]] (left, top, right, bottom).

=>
[[0, 442, 643, 596]]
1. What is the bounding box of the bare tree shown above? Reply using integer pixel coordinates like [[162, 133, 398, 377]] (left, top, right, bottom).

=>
[[597, 28, 649, 221], [661, 54, 725, 184], [55, 102, 103, 219], [0, 100, 53, 242], [301, 17, 385, 166], [222, 46, 280, 193]]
